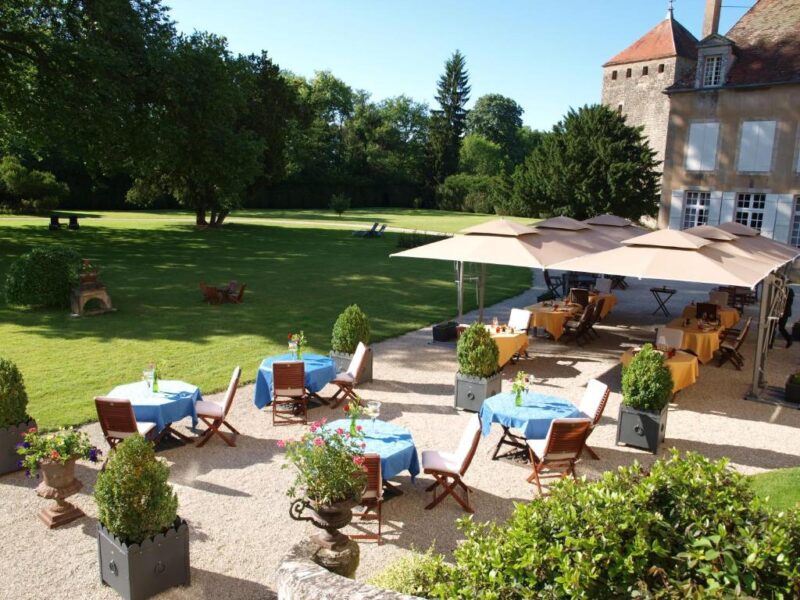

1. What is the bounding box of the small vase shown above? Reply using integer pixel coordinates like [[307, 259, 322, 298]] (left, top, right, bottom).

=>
[[297, 347, 303, 360], [35, 457, 84, 528], [515, 391, 522, 407], [349, 418, 358, 437]]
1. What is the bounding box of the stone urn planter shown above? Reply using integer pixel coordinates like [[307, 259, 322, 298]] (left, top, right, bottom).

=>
[[785, 374, 800, 404], [454, 372, 502, 412], [36, 457, 85, 528], [330, 348, 373, 384], [290, 498, 359, 578], [98, 518, 190, 600], [0, 418, 35, 475], [616, 404, 668, 454]]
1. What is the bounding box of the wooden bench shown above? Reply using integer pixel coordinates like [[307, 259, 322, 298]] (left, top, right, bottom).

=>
[[48, 215, 80, 230]]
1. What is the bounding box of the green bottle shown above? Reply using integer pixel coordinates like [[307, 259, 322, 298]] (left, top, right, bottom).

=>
[[152, 366, 159, 393]]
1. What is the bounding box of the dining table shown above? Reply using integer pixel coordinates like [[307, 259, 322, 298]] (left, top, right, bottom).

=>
[[667, 318, 722, 364], [107, 379, 200, 441], [588, 292, 617, 318], [680, 304, 740, 330], [327, 418, 420, 493], [524, 302, 581, 341], [620, 348, 700, 393], [479, 391, 586, 460], [253, 352, 337, 409], [484, 325, 528, 367]]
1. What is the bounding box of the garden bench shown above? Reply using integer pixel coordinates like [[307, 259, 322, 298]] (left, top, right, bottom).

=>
[[48, 214, 80, 230]]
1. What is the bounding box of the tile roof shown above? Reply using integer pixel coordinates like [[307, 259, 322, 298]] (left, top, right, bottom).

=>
[[603, 16, 699, 67], [724, 0, 800, 86]]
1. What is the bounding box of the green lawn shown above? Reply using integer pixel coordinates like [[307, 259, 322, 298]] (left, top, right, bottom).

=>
[[0, 211, 531, 428], [751, 467, 800, 511]]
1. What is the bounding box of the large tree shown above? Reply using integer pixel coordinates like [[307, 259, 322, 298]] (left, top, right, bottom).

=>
[[512, 104, 660, 220], [466, 94, 523, 154], [429, 50, 470, 183]]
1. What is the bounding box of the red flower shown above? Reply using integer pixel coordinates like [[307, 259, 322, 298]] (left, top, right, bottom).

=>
[[27, 427, 37, 434], [356, 425, 363, 432], [50, 450, 60, 459], [288, 333, 292, 340], [353, 456, 365, 466], [335, 428, 345, 435], [343, 404, 350, 413], [276, 440, 286, 448]]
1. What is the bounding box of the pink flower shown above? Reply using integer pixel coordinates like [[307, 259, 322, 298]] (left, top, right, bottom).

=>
[[311, 420, 321, 429], [320, 417, 327, 425], [309, 425, 317, 433], [356, 425, 363, 432], [313, 437, 324, 446], [360, 442, 366, 449], [353, 456, 365, 466], [335, 428, 345, 435], [276, 440, 286, 448]]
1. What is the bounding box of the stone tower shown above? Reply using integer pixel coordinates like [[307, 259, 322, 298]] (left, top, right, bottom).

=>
[[601, 7, 699, 165]]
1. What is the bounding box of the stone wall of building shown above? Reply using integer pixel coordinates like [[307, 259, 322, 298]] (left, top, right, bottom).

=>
[[601, 56, 696, 165]]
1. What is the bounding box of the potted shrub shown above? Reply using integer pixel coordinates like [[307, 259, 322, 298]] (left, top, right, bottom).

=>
[[16, 427, 101, 527], [785, 372, 800, 404], [281, 419, 366, 577], [0, 357, 36, 475], [330, 304, 373, 383], [617, 344, 673, 454], [94, 434, 189, 600], [454, 322, 501, 412]]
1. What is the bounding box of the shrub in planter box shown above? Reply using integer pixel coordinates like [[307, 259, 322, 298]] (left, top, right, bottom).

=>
[[95, 435, 188, 600], [0, 358, 35, 475], [455, 323, 501, 412], [4, 246, 80, 308], [785, 373, 800, 404], [330, 304, 372, 383], [617, 344, 673, 454]]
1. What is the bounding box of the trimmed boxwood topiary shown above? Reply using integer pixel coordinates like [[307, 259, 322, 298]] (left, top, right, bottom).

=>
[[331, 304, 371, 354], [374, 451, 800, 599], [94, 434, 178, 544], [0, 358, 29, 428], [456, 322, 499, 378], [5, 246, 80, 308], [621, 343, 673, 412]]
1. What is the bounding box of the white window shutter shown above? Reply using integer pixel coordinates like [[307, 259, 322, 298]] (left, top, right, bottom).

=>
[[669, 190, 684, 229], [685, 124, 703, 171], [720, 192, 736, 223], [772, 195, 793, 244], [707, 191, 723, 225], [738, 121, 776, 172], [686, 123, 719, 171], [761, 194, 778, 239], [700, 123, 719, 171]]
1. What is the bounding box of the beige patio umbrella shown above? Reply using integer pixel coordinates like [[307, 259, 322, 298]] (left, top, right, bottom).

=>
[[526, 216, 622, 265], [686, 223, 800, 267], [582, 214, 650, 243], [550, 229, 776, 288]]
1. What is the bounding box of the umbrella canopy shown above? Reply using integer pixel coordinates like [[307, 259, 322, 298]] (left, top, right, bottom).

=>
[[460, 219, 539, 236], [391, 232, 548, 269], [687, 223, 800, 268], [551, 229, 777, 288], [583, 214, 635, 227], [581, 214, 650, 242]]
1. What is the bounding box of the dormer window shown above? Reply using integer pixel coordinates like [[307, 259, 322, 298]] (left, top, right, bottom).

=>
[[702, 55, 723, 87]]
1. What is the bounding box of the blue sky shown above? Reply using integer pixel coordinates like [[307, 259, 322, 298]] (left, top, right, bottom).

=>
[[163, 0, 755, 130]]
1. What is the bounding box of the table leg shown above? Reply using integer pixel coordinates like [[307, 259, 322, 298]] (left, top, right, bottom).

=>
[[155, 424, 195, 446], [491, 426, 529, 461], [382, 480, 403, 498], [651, 290, 674, 317]]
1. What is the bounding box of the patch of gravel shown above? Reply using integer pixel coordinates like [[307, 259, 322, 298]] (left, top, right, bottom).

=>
[[1, 276, 798, 599]]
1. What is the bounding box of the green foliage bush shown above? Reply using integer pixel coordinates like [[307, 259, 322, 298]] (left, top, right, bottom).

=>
[[622, 343, 673, 412], [456, 322, 499, 378], [0, 156, 68, 213], [5, 246, 81, 308], [0, 358, 30, 428], [368, 547, 448, 597], [435, 173, 497, 212], [331, 304, 370, 354], [329, 192, 350, 216], [375, 452, 800, 599], [94, 435, 179, 545]]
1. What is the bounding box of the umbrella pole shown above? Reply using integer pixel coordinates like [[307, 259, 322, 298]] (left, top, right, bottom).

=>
[[749, 274, 777, 399], [457, 261, 464, 320], [478, 263, 486, 323]]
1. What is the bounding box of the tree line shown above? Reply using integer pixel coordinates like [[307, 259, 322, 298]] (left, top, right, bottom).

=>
[[0, 0, 660, 225]]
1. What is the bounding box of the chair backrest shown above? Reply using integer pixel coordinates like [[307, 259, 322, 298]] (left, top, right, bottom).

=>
[[454, 414, 482, 476], [578, 304, 594, 325], [696, 302, 718, 321], [591, 298, 606, 324], [347, 341, 368, 379], [594, 278, 612, 294], [376, 224, 387, 235], [508, 308, 532, 332], [709, 290, 728, 306], [656, 327, 684, 350], [735, 317, 753, 348], [542, 418, 593, 462], [544, 270, 555, 286], [569, 288, 590, 307], [95, 397, 138, 441], [273, 361, 305, 397], [368, 222, 378, 232], [361, 453, 383, 501], [578, 379, 610, 425], [235, 284, 246, 302], [222, 366, 241, 416]]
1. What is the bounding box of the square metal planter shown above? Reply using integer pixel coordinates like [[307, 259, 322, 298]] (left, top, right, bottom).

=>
[[98, 518, 190, 600], [454, 372, 502, 412], [0, 419, 36, 476], [616, 404, 668, 454], [330, 347, 373, 384]]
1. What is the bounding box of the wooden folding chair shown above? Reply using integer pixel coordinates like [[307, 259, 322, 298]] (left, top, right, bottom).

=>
[[696, 302, 719, 322], [526, 418, 592, 495], [421, 414, 482, 513], [563, 305, 594, 346], [351, 453, 383, 543], [543, 270, 563, 298], [195, 366, 241, 447], [717, 317, 752, 370], [577, 379, 610, 460], [94, 397, 158, 449], [329, 342, 368, 409], [272, 361, 308, 425], [568, 288, 590, 307], [586, 298, 606, 339], [199, 282, 223, 304]]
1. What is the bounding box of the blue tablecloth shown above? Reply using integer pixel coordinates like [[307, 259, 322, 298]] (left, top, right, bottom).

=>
[[326, 419, 420, 482], [107, 380, 200, 434], [479, 392, 585, 440], [253, 353, 336, 409]]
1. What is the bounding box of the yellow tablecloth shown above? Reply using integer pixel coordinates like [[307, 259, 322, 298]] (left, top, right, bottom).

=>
[[486, 327, 528, 367], [668, 318, 722, 364], [524, 303, 581, 341], [680, 305, 740, 330], [621, 349, 700, 393], [589, 292, 617, 318]]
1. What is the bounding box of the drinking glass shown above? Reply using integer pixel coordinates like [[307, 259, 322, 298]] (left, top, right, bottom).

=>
[[367, 401, 381, 432], [142, 369, 154, 395]]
